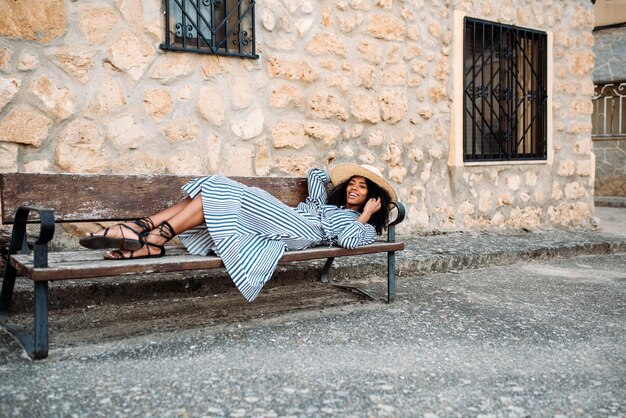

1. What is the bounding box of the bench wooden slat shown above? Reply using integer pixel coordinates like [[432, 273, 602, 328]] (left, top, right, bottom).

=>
[[10, 242, 404, 282], [0, 173, 309, 224]]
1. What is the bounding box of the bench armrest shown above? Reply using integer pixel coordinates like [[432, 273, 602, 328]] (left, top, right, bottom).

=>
[[7, 206, 55, 268], [387, 201, 405, 243]]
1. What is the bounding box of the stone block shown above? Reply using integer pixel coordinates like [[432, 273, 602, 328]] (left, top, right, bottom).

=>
[[143, 88, 173, 121], [197, 86, 225, 127], [0, 0, 66, 43], [78, 6, 118, 45], [365, 14, 405, 41], [0, 76, 21, 112], [0, 105, 51, 146], [56, 119, 109, 173], [106, 32, 155, 81]]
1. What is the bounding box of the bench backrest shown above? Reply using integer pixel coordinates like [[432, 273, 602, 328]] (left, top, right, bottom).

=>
[[0, 173, 309, 224]]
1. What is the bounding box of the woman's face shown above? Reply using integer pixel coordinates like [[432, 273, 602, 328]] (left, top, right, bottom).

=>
[[345, 176, 368, 210]]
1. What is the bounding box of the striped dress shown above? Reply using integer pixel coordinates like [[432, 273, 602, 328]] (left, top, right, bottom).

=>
[[178, 169, 377, 301]]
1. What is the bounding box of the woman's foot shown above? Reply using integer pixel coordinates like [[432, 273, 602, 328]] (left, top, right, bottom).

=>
[[105, 221, 175, 260], [79, 218, 154, 251]]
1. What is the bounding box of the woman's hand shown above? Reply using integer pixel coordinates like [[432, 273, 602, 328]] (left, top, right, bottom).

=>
[[357, 197, 381, 225]]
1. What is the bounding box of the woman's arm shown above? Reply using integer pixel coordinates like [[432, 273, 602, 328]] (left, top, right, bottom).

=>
[[336, 221, 377, 249], [305, 168, 330, 205]]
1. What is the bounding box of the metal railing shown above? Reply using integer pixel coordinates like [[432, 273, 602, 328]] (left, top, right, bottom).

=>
[[592, 81, 626, 139]]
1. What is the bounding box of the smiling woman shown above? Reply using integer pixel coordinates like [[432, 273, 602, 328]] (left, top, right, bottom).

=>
[[78, 164, 398, 302]]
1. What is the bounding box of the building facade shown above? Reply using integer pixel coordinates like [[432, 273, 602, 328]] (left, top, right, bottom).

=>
[[0, 0, 597, 234]]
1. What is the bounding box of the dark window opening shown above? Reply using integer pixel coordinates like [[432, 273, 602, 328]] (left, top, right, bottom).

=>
[[463, 18, 548, 162], [161, 0, 258, 59]]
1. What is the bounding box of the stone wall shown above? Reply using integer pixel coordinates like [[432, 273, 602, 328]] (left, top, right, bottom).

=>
[[0, 0, 597, 234], [592, 26, 626, 197]]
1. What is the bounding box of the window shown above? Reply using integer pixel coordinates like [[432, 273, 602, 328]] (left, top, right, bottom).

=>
[[161, 0, 258, 59], [592, 81, 626, 139], [463, 18, 548, 162]]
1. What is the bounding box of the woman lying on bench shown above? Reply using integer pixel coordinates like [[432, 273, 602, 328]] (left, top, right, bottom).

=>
[[80, 164, 397, 301]]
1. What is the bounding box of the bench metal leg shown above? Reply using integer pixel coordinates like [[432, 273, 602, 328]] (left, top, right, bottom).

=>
[[2, 281, 49, 360], [320, 257, 334, 283], [387, 250, 396, 303]]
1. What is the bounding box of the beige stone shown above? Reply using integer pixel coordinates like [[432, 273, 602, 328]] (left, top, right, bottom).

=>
[[573, 139, 592, 155], [78, 7, 118, 45], [380, 65, 406, 86], [107, 115, 146, 150], [223, 144, 255, 176], [570, 99, 593, 116], [167, 152, 205, 175], [389, 165, 407, 183], [112, 152, 166, 175], [367, 129, 386, 147], [564, 181, 585, 199], [31, 75, 75, 120], [24, 159, 51, 173], [552, 182, 563, 200], [162, 118, 199, 142], [149, 54, 194, 83], [435, 56, 449, 81], [0, 0, 66, 43], [87, 78, 126, 117], [306, 33, 347, 57], [18, 51, 38, 71], [231, 76, 253, 110], [577, 159, 592, 177], [230, 107, 265, 140], [572, 6, 594, 29], [116, 0, 143, 25], [205, 134, 221, 173], [53, 49, 94, 83], [197, 86, 225, 127], [338, 14, 363, 33], [267, 58, 319, 83], [307, 92, 348, 121], [353, 64, 376, 89], [557, 159, 575, 176], [567, 122, 592, 134], [365, 14, 405, 40], [327, 74, 350, 91], [270, 85, 303, 108], [0, 48, 11, 73], [547, 203, 591, 227], [568, 50, 595, 76], [381, 140, 402, 166], [357, 41, 384, 63], [351, 94, 380, 123], [379, 89, 407, 124], [304, 122, 341, 147], [199, 56, 231, 79], [255, 143, 272, 176], [526, 172, 538, 187], [56, 119, 109, 173], [505, 207, 542, 230], [106, 31, 155, 81], [143, 88, 173, 121], [478, 191, 493, 213], [271, 122, 308, 149], [429, 86, 447, 103], [0, 143, 19, 172], [409, 147, 424, 162], [0, 76, 21, 112], [0, 105, 51, 146], [275, 156, 316, 176], [504, 174, 521, 191], [357, 151, 374, 164]]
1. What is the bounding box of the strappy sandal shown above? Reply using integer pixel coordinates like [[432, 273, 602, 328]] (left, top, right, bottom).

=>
[[105, 221, 176, 260], [79, 217, 154, 251]]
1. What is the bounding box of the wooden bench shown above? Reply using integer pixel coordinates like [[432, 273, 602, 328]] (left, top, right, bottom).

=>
[[0, 173, 405, 359]]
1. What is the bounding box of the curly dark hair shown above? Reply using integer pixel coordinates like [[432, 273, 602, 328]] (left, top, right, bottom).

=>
[[327, 176, 392, 235]]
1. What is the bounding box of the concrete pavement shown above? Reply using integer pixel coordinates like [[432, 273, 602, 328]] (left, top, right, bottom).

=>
[[0, 207, 625, 417]]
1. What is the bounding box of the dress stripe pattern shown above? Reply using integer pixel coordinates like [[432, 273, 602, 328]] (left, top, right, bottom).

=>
[[178, 169, 377, 301]]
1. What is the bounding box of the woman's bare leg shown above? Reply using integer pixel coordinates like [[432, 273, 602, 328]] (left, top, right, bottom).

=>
[[86, 198, 193, 239], [106, 196, 206, 259]]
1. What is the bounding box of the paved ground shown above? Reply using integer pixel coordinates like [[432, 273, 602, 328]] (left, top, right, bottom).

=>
[[0, 207, 625, 417]]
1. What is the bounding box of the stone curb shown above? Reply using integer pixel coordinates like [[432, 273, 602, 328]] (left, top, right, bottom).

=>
[[595, 196, 626, 208], [5, 230, 625, 313]]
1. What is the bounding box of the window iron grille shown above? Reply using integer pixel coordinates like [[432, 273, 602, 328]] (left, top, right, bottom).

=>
[[463, 18, 548, 162], [161, 0, 258, 59], [592, 81, 626, 139]]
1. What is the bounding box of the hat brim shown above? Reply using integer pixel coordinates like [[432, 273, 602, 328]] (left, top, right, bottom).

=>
[[329, 163, 398, 201]]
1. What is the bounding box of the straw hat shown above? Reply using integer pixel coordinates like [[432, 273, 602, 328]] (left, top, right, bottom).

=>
[[329, 163, 397, 201]]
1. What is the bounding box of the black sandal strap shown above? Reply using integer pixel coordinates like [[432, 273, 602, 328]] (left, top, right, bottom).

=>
[[158, 221, 176, 242], [133, 217, 155, 236]]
